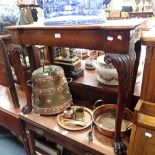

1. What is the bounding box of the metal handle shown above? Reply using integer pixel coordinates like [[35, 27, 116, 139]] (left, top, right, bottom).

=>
[[42, 60, 50, 73], [87, 122, 93, 143], [65, 77, 73, 84], [27, 80, 33, 87], [93, 99, 104, 109], [35, 128, 44, 136]]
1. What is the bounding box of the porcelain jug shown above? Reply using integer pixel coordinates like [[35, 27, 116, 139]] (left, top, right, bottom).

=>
[[94, 55, 118, 85]]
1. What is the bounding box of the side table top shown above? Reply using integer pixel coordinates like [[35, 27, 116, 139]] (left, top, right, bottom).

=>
[[0, 34, 11, 41], [7, 19, 144, 30], [141, 28, 155, 46]]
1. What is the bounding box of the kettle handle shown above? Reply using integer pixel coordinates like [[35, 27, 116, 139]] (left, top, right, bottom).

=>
[[42, 60, 50, 73], [27, 80, 33, 87], [66, 77, 72, 84], [93, 99, 104, 109]]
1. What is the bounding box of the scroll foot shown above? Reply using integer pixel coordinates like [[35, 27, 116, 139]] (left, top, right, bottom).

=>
[[114, 140, 127, 155], [22, 105, 32, 114]]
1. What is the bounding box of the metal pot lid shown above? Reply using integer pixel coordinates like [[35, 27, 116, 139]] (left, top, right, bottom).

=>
[[32, 65, 64, 79]]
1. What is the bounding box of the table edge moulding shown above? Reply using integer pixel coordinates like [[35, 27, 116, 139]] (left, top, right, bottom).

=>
[[7, 19, 144, 155]]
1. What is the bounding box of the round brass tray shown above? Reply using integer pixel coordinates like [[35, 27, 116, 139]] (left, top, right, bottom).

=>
[[57, 106, 92, 131]]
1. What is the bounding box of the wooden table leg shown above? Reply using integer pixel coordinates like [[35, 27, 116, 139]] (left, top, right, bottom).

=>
[[26, 45, 37, 72], [47, 46, 55, 64], [0, 41, 19, 108], [19, 120, 31, 155], [105, 52, 136, 155], [11, 45, 32, 113], [127, 41, 141, 110]]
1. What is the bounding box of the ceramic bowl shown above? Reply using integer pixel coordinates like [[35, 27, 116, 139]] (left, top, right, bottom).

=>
[[94, 55, 118, 85]]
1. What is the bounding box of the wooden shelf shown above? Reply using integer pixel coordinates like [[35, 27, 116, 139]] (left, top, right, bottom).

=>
[[71, 66, 118, 94], [70, 60, 142, 105]]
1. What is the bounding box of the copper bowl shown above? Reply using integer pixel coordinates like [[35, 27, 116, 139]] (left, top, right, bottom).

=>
[[92, 104, 133, 138]]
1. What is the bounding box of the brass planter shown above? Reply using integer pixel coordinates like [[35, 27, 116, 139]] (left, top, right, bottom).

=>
[[30, 65, 72, 115]]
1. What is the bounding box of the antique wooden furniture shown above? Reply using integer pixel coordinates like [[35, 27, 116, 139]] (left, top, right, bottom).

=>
[[7, 19, 143, 154], [128, 27, 155, 154], [19, 108, 128, 155], [128, 100, 155, 155], [129, 12, 153, 18], [0, 35, 19, 107], [140, 28, 155, 102]]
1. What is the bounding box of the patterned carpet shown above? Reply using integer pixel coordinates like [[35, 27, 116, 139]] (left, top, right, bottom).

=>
[[0, 126, 26, 155]]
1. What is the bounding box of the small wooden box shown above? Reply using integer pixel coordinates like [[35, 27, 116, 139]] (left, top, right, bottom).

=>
[[109, 11, 121, 18], [128, 100, 155, 155], [121, 12, 129, 18]]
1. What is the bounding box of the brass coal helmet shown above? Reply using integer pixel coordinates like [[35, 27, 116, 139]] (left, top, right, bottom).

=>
[[28, 64, 73, 115]]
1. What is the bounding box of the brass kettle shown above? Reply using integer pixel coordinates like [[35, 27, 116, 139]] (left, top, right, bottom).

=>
[[29, 65, 72, 115]]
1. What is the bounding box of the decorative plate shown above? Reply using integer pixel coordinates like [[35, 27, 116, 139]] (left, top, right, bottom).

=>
[[0, 3, 19, 34], [57, 106, 92, 131], [37, 0, 107, 25]]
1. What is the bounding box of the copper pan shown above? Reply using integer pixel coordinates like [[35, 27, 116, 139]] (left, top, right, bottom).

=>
[[92, 100, 133, 138]]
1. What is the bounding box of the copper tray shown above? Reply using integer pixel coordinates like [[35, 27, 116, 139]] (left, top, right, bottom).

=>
[[57, 106, 92, 131]]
